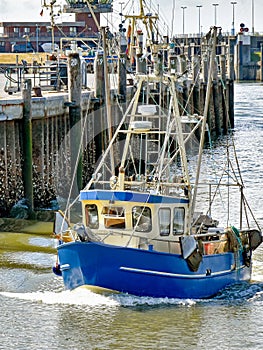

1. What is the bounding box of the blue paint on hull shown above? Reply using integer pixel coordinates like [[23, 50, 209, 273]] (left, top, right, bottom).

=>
[[57, 241, 251, 299]]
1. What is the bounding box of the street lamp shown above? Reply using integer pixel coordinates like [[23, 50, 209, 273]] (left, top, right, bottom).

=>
[[196, 5, 202, 36], [181, 6, 187, 35], [212, 3, 219, 26], [231, 2, 237, 36]]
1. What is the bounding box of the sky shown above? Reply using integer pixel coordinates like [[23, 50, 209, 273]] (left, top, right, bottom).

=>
[[0, 0, 262, 36]]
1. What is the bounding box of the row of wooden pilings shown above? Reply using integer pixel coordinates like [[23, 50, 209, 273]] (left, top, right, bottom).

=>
[[16, 53, 85, 219], [170, 51, 234, 136], [0, 37, 234, 218]]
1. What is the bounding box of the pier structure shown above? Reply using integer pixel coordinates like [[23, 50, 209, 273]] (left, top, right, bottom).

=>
[[173, 31, 263, 82], [0, 23, 236, 218]]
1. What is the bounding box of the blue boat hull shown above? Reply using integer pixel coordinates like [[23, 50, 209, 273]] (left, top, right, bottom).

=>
[[57, 241, 251, 299]]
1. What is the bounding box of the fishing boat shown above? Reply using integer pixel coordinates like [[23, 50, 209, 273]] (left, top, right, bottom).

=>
[[53, 22, 262, 298]]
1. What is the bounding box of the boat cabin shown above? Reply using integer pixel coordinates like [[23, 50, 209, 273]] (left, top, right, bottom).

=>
[[80, 189, 188, 254]]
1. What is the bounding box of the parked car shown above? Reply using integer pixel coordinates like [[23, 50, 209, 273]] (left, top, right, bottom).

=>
[[12, 43, 35, 53]]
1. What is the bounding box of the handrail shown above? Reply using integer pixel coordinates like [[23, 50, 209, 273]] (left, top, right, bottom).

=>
[[92, 229, 228, 245], [1, 62, 68, 93]]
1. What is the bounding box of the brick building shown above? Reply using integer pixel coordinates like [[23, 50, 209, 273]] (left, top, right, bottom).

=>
[[0, 0, 113, 53]]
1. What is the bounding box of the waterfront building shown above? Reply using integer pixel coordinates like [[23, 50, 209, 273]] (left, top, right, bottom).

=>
[[0, 0, 113, 53]]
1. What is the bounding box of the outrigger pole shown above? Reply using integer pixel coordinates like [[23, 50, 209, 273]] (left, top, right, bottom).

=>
[[191, 26, 218, 219]]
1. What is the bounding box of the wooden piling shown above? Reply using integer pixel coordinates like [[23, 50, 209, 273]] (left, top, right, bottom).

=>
[[94, 50, 105, 102], [192, 55, 200, 85], [212, 80, 221, 136], [182, 80, 189, 115], [228, 54, 235, 81], [118, 34, 127, 102], [202, 53, 209, 83], [236, 41, 243, 81], [220, 55, 226, 82], [226, 52, 235, 131], [192, 55, 200, 115], [68, 53, 83, 195], [222, 81, 229, 134], [228, 79, 234, 128], [193, 85, 200, 115], [118, 53, 127, 102], [199, 82, 206, 115], [22, 79, 34, 216]]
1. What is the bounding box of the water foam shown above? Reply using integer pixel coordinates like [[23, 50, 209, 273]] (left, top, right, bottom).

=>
[[0, 289, 119, 307], [0, 288, 195, 308]]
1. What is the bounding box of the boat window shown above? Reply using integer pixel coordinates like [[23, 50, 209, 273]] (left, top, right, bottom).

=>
[[85, 204, 99, 229], [132, 206, 152, 232], [159, 208, 171, 236], [102, 206, 125, 216], [102, 206, 125, 229], [173, 207, 185, 234]]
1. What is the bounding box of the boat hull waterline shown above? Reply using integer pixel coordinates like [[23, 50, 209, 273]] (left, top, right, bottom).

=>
[[57, 241, 251, 299]]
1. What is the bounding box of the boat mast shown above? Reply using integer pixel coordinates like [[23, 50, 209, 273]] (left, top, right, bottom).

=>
[[124, 0, 159, 58], [85, 0, 115, 175], [191, 26, 218, 218], [101, 26, 115, 174], [171, 78, 192, 234], [118, 78, 144, 181]]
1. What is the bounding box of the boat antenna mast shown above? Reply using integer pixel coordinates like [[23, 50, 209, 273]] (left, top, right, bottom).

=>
[[124, 0, 160, 60], [191, 26, 218, 218], [84, 0, 115, 175], [41, 0, 62, 52]]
